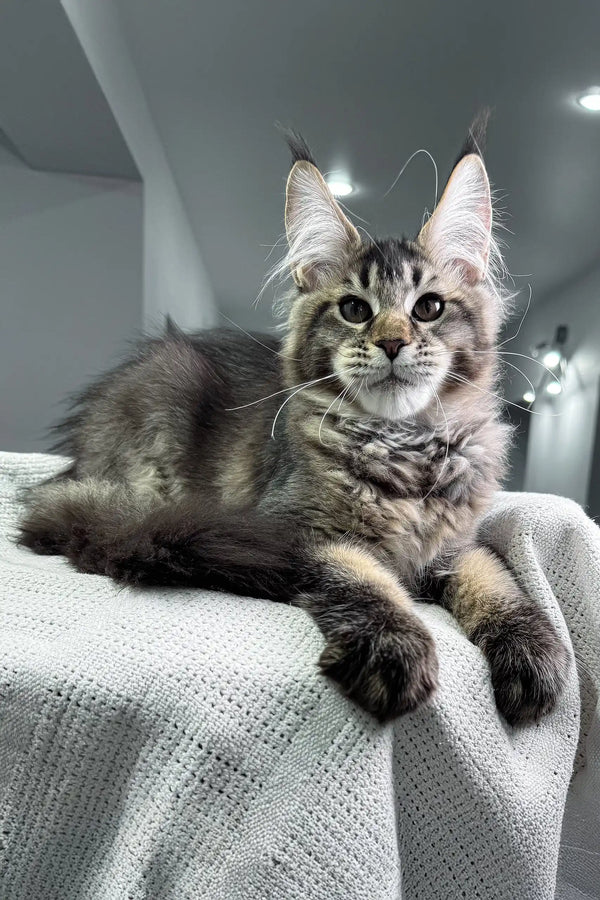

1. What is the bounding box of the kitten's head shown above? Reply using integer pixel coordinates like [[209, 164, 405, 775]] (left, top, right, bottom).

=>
[[278, 117, 508, 420]]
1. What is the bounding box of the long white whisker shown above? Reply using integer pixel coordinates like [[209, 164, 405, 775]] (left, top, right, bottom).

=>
[[383, 148, 439, 213], [497, 350, 561, 382], [349, 376, 366, 405], [227, 370, 343, 412], [356, 224, 384, 253], [494, 357, 537, 400], [337, 199, 372, 227], [226, 382, 310, 411], [444, 371, 563, 417], [355, 225, 396, 273], [450, 345, 562, 383], [339, 376, 359, 406], [420, 386, 450, 503], [218, 312, 301, 362], [499, 283, 532, 346], [271, 369, 359, 438], [318, 382, 353, 445]]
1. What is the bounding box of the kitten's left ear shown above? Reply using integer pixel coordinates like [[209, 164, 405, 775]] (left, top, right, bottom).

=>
[[417, 152, 492, 285]]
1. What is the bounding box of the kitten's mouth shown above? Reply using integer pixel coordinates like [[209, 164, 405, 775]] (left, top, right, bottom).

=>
[[370, 371, 414, 388]]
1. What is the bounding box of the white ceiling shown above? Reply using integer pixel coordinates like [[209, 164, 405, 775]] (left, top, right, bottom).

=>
[[114, 0, 600, 329], [2, 0, 600, 332], [0, 0, 138, 179]]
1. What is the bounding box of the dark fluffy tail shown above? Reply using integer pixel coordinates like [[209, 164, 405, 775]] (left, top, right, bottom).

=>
[[17, 477, 302, 600]]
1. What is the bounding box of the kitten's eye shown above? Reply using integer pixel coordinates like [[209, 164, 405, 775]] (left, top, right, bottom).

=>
[[339, 296, 373, 324], [412, 293, 445, 322]]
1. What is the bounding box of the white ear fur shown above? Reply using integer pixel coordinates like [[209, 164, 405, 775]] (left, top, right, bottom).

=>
[[418, 154, 492, 285], [285, 160, 360, 290]]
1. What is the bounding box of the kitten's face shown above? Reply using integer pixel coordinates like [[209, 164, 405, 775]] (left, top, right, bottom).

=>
[[286, 238, 498, 419], [282, 145, 503, 421]]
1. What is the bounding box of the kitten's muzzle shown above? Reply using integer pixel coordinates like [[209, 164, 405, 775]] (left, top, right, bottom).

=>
[[375, 338, 408, 361]]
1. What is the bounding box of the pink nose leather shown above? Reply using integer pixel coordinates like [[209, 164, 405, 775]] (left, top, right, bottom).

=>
[[376, 338, 407, 361]]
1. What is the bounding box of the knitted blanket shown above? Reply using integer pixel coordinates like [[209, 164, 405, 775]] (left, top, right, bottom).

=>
[[0, 452, 598, 900]]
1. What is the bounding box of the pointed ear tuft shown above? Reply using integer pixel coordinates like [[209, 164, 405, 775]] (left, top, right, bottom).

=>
[[417, 153, 492, 286], [284, 129, 318, 167], [285, 161, 360, 290], [454, 108, 491, 166]]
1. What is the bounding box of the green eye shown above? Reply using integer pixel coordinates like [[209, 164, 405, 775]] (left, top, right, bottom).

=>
[[412, 293, 445, 322], [339, 296, 373, 324]]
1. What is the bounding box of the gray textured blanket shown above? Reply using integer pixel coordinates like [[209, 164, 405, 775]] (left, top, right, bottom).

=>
[[0, 452, 598, 899]]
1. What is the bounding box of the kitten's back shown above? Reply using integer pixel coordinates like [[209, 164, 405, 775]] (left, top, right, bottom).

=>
[[51, 327, 283, 501]]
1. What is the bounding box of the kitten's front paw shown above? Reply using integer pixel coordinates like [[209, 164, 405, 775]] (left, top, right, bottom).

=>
[[319, 614, 438, 722], [473, 607, 570, 725]]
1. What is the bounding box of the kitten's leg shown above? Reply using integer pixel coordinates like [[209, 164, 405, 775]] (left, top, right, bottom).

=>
[[299, 543, 438, 722], [21, 487, 437, 720], [443, 547, 570, 724], [90, 503, 438, 720], [108, 518, 438, 721]]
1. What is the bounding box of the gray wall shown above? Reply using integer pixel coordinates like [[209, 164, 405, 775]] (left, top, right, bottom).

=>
[[62, 0, 217, 333], [0, 145, 143, 451], [504, 264, 600, 507], [587, 386, 600, 519]]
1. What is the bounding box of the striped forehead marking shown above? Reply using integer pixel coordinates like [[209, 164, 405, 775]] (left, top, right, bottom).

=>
[[358, 239, 430, 301]]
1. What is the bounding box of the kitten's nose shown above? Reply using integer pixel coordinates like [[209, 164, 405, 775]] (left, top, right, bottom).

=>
[[375, 338, 407, 361]]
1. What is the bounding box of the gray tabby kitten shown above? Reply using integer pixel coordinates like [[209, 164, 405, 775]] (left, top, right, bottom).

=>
[[19, 117, 569, 724]]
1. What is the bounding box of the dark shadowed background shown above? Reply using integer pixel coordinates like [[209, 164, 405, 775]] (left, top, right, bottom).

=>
[[1, 0, 599, 516]]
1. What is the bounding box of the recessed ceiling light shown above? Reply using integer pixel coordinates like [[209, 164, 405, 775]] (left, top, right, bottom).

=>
[[542, 349, 562, 369], [577, 89, 600, 111], [546, 381, 562, 396], [327, 180, 353, 197], [522, 390, 536, 404]]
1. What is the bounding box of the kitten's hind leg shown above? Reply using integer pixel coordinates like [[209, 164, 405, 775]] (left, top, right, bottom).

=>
[[298, 543, 438, 722], [442, 547, 570, 724]]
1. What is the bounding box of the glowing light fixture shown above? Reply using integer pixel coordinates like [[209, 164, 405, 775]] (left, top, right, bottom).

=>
[[519, 326, 567, 405], [577, 89, 600, 111], [327, 180, 353, 197], [542, 349, 562, 369]]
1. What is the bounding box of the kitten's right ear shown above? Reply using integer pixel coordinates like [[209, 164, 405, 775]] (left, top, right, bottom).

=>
[[417, 152, 492, 286], [417, 110, 493, 286], [284, 139, 360, 291]]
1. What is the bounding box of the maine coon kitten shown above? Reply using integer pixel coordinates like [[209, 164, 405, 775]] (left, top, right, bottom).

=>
[[19, 116, 569, 724]]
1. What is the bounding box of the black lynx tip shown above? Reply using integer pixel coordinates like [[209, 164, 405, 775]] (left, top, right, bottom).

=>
[[280, 127, 317, 167], [455, 108, 491, 164], [164, 314, 181, 337]]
